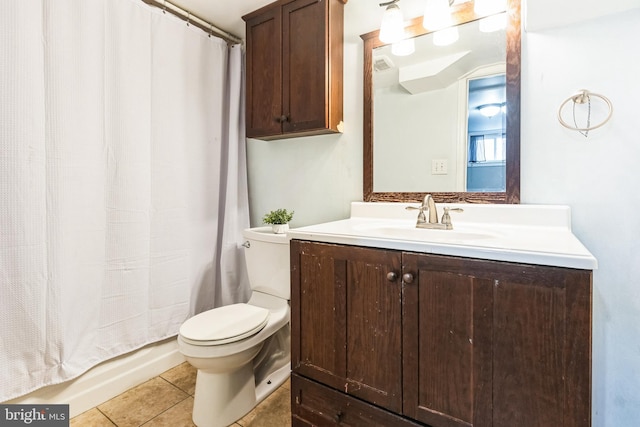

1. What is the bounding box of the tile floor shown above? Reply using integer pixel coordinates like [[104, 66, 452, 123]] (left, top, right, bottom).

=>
[[70, 362, 291, 427]]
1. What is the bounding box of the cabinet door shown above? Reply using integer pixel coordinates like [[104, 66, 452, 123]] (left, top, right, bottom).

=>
[[491, 262, 592, 427], [245, 7, 282, 138], [403, 253, 592, 427], [291, 241, 403, 413], [282, 0, 326, 134], [402, 253, 494, 427]]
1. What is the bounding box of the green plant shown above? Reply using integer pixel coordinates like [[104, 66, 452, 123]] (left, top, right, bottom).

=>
[[262, 208, 294, 225]]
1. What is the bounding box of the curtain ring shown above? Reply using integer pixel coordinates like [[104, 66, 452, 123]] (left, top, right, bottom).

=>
[[186, 12, 190, 26], [557, 89, 613, 135], [162, 0, 166, 13]]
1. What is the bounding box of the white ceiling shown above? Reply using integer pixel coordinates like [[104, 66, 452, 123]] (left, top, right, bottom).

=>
[[168, 0, 640, 41], [169, 0, 274, 39], [524, 0, 640, 31], [167, 0, 400, 40]]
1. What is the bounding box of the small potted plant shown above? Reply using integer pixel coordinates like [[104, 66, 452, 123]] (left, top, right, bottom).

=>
[[262, 208, 294, 234]]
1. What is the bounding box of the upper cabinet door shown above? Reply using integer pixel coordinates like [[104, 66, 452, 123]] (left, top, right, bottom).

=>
[[282, 0, 328, 134], [244, 0, 344, 140], [245, 7, 282, 138]]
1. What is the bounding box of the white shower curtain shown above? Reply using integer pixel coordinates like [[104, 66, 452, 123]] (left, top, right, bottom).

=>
[[0, 0, 250, 401]]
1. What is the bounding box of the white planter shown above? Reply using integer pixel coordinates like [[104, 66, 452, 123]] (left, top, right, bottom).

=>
[[271, 224, 289, 234]]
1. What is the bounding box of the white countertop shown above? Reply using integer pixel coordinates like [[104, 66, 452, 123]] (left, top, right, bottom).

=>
[[287, 202, 597, 270]]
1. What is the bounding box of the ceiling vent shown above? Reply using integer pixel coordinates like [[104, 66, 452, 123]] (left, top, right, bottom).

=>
[[373, 55, 394, 72]]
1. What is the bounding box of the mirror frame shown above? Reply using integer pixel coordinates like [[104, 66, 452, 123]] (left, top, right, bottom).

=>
[[361, 0, 521, 203]]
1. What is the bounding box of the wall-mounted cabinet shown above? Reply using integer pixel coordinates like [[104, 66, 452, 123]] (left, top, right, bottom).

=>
[[290, 240, 592, 427], [243, 0, 344, 140]]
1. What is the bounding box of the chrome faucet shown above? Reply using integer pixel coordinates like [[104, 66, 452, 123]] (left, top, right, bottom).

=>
[[406, 194, 463, 230], [406, 194, 438, 226]]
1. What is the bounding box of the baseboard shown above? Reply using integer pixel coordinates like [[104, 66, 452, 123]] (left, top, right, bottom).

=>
[[6, 337, 185, 418]]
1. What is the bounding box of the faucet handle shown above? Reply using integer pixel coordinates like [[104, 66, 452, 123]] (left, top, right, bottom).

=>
[[441, 207, 464, 228], [406, 205, 428, 223]]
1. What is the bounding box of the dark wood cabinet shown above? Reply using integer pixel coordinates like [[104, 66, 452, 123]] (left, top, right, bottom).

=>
[[290, 241, 403, 412], [292, 373, 424, 427], [291, 240, 592, 427], [243, 0, 344, 140], [402, 253, 494, 427]]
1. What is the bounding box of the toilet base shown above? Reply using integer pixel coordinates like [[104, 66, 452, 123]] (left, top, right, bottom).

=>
[[192, 363, 256, 427], [255, 362, 291, 405]]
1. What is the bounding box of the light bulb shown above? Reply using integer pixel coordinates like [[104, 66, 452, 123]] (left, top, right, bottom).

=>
[[379, 4, 404, 43], [423, 0, 452, 31], [474, 0, 507, 16]]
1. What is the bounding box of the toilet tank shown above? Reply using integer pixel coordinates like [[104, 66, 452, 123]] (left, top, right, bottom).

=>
[[243, 227, 290, 300]]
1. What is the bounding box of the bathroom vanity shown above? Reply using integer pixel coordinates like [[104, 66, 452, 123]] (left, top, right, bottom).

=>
[[287, 202, 595, 427]]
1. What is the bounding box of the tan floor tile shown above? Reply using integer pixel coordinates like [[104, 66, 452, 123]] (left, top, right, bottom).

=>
[[98, 377, 189, 427], [70, 408, 116, 426], [160, 362, 197, 395], [236, 385, 291, 427], [142, 397, 195, 427]]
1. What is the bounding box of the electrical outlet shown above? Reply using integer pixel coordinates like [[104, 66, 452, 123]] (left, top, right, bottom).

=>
[[432, 159, 448, 175]]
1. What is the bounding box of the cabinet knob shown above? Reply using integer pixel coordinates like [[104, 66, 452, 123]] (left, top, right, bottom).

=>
[[276, 115, 289, 123], [402, 273, 414, 284], [386, 272, 398, 282]]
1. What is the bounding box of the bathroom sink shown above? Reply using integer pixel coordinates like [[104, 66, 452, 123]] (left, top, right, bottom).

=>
[[352, 222, 499, 243], [287, 202, 599, 270]]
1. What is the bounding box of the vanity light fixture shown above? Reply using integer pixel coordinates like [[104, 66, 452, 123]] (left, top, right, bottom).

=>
[[379, 0, 405, 44], [423, 0, 454, 31], [474, 0, 506, 15], [477, 102, 506, 118], [476, 0, 507, 33], [423, 0, 457, 46]]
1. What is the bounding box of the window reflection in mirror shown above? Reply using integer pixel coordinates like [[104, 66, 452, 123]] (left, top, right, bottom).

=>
[[467, 74, 506, 192]]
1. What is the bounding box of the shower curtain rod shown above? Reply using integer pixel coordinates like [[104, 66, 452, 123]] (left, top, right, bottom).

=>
[[141, 0, 243, 45]]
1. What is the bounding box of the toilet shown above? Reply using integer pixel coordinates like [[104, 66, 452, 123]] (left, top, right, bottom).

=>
[[177, 227, 291, 427]]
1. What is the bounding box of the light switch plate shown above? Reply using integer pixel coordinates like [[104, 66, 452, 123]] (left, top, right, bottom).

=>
[[432, 159, 448, 175]]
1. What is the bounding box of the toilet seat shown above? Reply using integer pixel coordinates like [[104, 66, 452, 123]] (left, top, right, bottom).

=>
[[179, 303, 270, 346]]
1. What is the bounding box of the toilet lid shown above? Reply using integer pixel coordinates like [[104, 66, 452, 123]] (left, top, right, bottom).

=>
[[179, 304, 270, 346]]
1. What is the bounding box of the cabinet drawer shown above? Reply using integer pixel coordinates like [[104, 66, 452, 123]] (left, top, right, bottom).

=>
[[291, 374, 423, 427]]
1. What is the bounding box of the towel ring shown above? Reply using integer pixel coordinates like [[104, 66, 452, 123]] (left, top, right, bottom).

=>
[[557, 89, 613, 136]]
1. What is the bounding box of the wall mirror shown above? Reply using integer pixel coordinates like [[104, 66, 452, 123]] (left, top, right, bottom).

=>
[[361, 0, 521, 203]]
